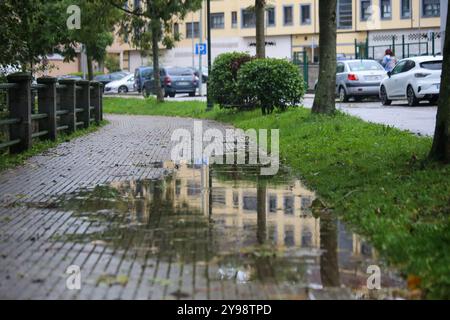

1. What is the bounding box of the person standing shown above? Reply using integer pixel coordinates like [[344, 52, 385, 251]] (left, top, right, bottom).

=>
[[382, 49, 397, 72]]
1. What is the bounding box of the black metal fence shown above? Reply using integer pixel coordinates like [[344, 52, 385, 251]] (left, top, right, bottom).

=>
[[0, 73, 103, 154]]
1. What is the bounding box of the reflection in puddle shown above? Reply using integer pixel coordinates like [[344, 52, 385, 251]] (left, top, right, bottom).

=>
[[56, 162, 407, 299]]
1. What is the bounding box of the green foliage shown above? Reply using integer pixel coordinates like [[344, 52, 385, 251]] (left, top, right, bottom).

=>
[[237, 58, 305, 114], [209, 52, 254, 108], [62, 0, 122, 79], [104, 96, 450, 298], [105, 54, 121, 73], [0, 0, 70, 72]]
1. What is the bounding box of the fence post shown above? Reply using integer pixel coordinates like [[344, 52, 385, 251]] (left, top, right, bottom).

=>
[[402, 35, 406, 59], [354, 39, 358, 59], [37, 77, 57, 141], [365, 38, 369, 59], [59, 79, 77, 133], [392, 36, 396, 55], [7, 73, 32, 153], [432, 32, 435, 55], [90, 81, 102, 125], [76, 80, 90, 128], [302, 51, 309, 90]]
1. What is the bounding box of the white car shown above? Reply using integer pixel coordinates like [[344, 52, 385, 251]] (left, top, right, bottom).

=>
[[104, 73, 135, 94], [379, 56, 442, 106]]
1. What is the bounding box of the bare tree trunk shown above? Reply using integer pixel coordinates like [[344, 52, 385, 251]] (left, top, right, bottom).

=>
[[319, 212, 340, 287], [255, 0, 266, 59], [149, 11, 164, 102], [429, 11, 450, 163], [312, 0, 337, 115], [87, 55, 94, 81]]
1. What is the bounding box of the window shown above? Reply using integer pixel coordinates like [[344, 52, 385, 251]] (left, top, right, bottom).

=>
[[337, 0, 353, 29], [211, 13, 225, 29], [301, 4, 311, 25], [231, 11, 238, 28], [337, 63, 345, 73], [266, 7, 276, 26], [421, 61, 442, 70], [283, 6, 293, 25], [361, 0, 371, 21], [269, 195, 277, 213], [173, 23, 179, 36], [422, 0, 440, 17], [348, 60, 384, 71], [242, 9, 255, 28], [391, 60, 407, 75], [380, 0, 392, 19], [284, 196, 294, 215], [401, 0, 411, 18], [186, 22, 199, 39]]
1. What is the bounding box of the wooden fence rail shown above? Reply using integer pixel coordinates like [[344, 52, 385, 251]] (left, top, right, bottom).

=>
[[0, 73, 103, 154]]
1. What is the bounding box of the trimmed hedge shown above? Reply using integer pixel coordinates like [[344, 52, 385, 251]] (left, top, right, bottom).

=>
[[237, 58, 305, 114], [209, 52, 254, 108]]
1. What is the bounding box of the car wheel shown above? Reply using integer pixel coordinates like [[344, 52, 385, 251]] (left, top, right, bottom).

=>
[[169, 92, 176, 98], [407, 86, 420, 107], [118, 86, 128, 94], [189, 91, 196, 97], [380, 86, 392, 106], [339, 87, 349, 103]]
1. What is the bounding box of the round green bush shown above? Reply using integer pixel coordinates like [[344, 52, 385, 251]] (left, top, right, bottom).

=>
[[209, 52, 254, 108], [237, 58, 305, 114]]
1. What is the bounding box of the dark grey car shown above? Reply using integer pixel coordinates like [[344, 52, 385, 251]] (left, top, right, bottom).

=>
[[143, 67, 199, 98]]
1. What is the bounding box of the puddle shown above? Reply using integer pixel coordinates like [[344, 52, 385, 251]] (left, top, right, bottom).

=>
[[55, 162, 408, 299]]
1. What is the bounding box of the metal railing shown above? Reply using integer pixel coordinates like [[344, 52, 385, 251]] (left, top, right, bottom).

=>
[[0, 73, 103, 154]]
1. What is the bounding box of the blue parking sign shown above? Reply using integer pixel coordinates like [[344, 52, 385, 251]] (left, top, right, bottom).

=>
[[195, 43, 207, 55]]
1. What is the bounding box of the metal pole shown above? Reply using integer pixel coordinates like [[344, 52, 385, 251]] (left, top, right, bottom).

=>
[[206, 0, 213, 111], [192, 14, 195, 68], [199, 5, 203, 97]]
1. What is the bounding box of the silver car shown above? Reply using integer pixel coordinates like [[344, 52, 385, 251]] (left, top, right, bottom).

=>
[[335, 60, 387, 102]]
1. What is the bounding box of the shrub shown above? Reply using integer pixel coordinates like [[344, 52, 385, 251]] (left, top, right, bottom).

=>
[[237, 58, 305, 114], [209, 52, 254, 108]]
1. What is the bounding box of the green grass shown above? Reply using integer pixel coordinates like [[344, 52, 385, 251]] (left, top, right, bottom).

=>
[[0, 121, 108, 172], [106, 97, 450, 298]]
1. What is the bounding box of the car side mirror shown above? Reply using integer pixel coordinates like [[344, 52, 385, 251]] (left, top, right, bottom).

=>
[[387, 71, 392, 78]]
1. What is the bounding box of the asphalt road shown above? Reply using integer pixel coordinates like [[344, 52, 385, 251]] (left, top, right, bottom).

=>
[[301, 95, 437, 136]]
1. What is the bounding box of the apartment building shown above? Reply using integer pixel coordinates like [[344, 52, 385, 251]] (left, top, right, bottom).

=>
[[46, 0, 442, 76]]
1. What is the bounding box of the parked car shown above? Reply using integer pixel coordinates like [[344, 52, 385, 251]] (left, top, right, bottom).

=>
[[94, 71, 129, 86], [188, 67, 208, 83], [104, 74, 135, 94], [379, 56, 442, 106], [335, 59, 387, 102], [143, 67, 198, 98], [57, 75, 82, 81], [134, 66, 153, 93]]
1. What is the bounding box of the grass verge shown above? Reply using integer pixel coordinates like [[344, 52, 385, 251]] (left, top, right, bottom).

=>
[[104, 97, 450, 298], [0, 121, 108, 172]]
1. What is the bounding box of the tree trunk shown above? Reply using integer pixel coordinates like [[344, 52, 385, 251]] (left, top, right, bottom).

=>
[[255, 0, 266, 59], [312, 0, 337, 115], [319, 212, 340, 287], [149, 16, 164, 102], [87, 55, 94, 81], [429, 10, 450, 163]]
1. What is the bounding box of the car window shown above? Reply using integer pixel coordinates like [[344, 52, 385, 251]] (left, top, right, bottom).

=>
[[420, 61, 442, 70], [167, 68, 194, 76], [391, 61, 407, 75], [336, 63, 345, 73], [403, 60, 416, 72], [348, 61, 384, 72], [141, 69, 153, 79], [111, 74, 124, 81]]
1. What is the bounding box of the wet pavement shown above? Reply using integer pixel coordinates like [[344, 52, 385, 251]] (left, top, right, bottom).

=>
[[0, 114, 408, 300], [302, 96, 437, 136]]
